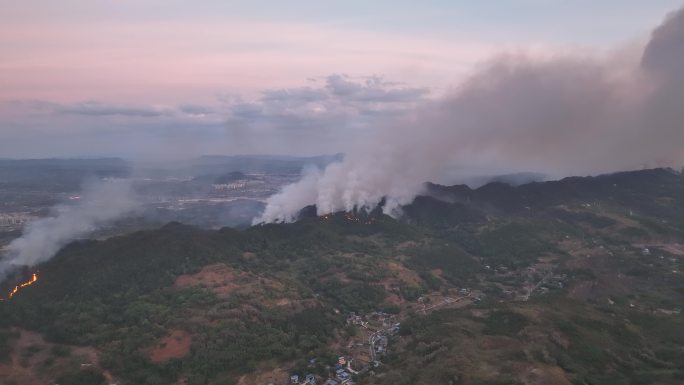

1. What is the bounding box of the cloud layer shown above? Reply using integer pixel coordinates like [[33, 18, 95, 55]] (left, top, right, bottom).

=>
[[3, 1, 683, 159], [0, 75, 429, 158]]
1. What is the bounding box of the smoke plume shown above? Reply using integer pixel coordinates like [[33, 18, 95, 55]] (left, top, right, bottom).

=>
[[255, 7, 684, 224], [0, 179, 138, 280]]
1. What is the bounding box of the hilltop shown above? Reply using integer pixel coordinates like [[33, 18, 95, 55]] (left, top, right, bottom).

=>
[[0, 168, 683, 385]]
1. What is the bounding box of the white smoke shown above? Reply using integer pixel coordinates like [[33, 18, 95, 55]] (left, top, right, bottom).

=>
[[255, 7, 684, 224], [0, 179, 138, 280]]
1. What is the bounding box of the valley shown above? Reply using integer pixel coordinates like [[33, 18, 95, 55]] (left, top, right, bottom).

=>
[[0, 168, 683, 385]]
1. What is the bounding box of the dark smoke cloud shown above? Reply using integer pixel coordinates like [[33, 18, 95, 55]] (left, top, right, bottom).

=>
[[256, 7, 684, 223]]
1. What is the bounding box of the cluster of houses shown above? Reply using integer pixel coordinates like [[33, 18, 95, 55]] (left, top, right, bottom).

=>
[[274, 311, 403, 385], [0, 212, 32, 228], [284, 373, 319, 385], [281, 356, 354, 385], [346, 311, 399, 330]]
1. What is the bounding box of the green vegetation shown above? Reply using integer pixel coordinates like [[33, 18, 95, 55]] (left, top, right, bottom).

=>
[[406, 242, 479, 285], [482, 310, 530, 336], [0, 168, 683, 384], [55, 368, 106, 385]]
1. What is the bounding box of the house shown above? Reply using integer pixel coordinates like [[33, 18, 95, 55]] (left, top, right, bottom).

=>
[[291, 374, 300, 384], [335, 369, 352, 383], [346, 313, 363, 325], [304, 373, 317, 384]]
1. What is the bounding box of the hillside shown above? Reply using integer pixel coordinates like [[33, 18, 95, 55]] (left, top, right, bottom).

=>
[[1, 168, 683, 385]]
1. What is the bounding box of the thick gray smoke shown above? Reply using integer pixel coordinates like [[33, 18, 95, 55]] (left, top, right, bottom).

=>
[[0, 179, 138, 280], [255, 8, 684, 224]]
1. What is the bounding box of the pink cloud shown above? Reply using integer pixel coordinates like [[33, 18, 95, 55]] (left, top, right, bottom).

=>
[[0, 20, 501, 104]]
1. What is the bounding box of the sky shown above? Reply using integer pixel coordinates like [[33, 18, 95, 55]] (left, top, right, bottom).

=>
[[1, 0, 683, 159]]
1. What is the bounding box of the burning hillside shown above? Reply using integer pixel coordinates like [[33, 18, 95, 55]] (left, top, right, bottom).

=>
[[319, 211, 379, 225], [0, 271, 39, 301]]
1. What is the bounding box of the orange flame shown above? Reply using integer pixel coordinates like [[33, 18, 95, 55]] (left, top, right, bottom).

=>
[[0, 272, 38, 301], [319, 212, 377, 224], [344, 212, 377, 224]]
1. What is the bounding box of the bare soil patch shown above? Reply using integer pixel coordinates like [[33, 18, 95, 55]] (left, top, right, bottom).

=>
[[521, 365, 572, 385], [175, 263, 245, 296], [175, 263, 303, 309], [150, 330, 192, 363], [236, 365, 289, 385], [0, 328, 105, 385], [386, 261, 422, 286]]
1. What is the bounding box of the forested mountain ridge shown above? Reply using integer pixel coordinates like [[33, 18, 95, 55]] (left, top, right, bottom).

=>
[[1, 168, 683, 385]]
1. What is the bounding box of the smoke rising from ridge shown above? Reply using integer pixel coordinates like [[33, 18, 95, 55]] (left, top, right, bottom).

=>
[[0, 179, 138, 281], [255, 7, 684, 224]]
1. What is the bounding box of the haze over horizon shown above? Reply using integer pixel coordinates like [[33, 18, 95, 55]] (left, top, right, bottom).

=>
[[2, 1, 684, 160], [3, 1, 684, 224], [3, 4, 684, 384]]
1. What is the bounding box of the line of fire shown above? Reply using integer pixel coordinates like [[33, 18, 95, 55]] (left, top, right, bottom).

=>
[[0, 271, 39, 301], [320, 211, 378, 225]]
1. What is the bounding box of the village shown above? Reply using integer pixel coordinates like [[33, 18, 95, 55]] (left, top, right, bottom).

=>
[[269, 251, 583, 385], [278, 285, 484, 385], [272, 310, 400, 385]]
